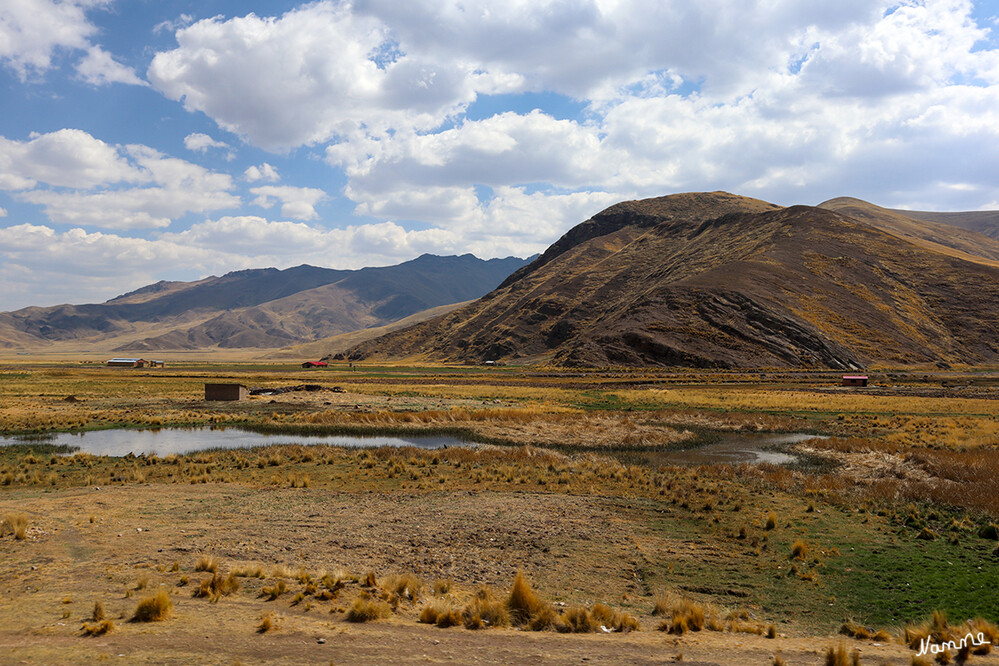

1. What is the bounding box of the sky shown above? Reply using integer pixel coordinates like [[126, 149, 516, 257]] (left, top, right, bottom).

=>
[[1, 0, 999, 310]]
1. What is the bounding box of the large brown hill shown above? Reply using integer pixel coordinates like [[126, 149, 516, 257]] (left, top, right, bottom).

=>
[[346, 192, 999, 368]]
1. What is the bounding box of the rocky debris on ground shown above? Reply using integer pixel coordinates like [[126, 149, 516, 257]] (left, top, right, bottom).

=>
[[249, 384, 344, 396]]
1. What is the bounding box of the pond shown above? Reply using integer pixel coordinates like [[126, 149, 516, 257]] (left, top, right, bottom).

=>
[[610, 432, 825, 468], [0, 427, 825, 465], [0, 428, 469, 457]]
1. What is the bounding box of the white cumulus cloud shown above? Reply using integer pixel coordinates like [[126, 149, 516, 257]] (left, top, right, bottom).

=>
[[75, 45, 147, 87], [0, 130, 239, 229], [0, 0, 97, 79], [244, 163, 280, 182], [250, 185, 327, 221], [183, 133, 234, 160], [147, 2, 480, 151]]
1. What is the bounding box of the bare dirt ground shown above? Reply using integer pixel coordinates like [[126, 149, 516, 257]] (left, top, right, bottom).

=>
[[0, 483, 966, 665]]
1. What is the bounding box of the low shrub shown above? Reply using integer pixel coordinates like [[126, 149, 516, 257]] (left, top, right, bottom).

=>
[[131, 590, 173, 622]]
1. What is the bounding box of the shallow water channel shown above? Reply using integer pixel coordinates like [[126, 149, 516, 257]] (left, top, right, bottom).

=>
[[612, 432, 825, 468], [0, 427, 823, 466], [0, 428, 467, 457]]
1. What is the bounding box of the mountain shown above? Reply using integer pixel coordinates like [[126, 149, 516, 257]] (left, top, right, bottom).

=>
[[346, 192, 999, 369], [0, 254, 530, 352], [817, 197, 999, 263], [894, 209, 999, 241]]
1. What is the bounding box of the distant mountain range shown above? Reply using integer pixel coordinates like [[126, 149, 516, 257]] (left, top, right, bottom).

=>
[[0, 254, 530, 352], [345, 193, 999, 369]]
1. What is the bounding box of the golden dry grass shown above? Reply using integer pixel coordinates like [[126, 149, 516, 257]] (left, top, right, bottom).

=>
[[80, 619, 114, 636], [506, 571, 550, 628], [193, 573, 239, 600], [1, 513, 28, 540], [654, 591, 775, 638], [824, 642, 859, 666], [131, 590, 172, 622], [346, 597, 392, 623], [308, 406, 694, 448], [256, 612, 276, 633], [194, 554, 219, 573], [462, 587, 509, 630], [903, 610, 998, 661], [419, 600, 462, 628], [839, 620, 892, 642], [383, 572, 422, 602]]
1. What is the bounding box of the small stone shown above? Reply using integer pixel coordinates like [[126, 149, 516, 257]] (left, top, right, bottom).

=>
[[317, 638, 326, 644]]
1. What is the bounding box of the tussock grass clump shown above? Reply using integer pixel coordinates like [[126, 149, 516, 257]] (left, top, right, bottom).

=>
[[904, 611, 997, 658], [131, 590, 173, 622], [346, 597, 392, 623], [839, 620, 891, 642], [652, 589, 671, 617], [765, 511, 777, 530], [232, 564, 265, 578], [462, 586, 509, 630], [194, 554, 219, 573], [657, 595, 705, 635], [271, 564, 293, 579], [81, 619, 114, 636], [655, 591, 769, 637], [257, 612, 276, 633], [362, 571, 377, 588], [589, 602, 640, 632], [432, 578, 452, 595], [419, 602, 443, 624], [506, 571, 544, 626], [384, 572, 422, 602], [559, 606, 596, 633], [527, 605, 560, 631], [506, 571, 551, 628], [261, 580, 287, 601], [420, 600, 462, 628], [824, 642, 859, 666], [91, 600, 105, 622], [790, 539, 809, 560], [193, 573, 240, 600], [1, 513, 28, 540]]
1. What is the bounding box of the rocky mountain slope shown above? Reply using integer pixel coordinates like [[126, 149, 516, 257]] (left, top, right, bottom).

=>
[[0, 254, 529, 351], [346, 192, 999, 368]]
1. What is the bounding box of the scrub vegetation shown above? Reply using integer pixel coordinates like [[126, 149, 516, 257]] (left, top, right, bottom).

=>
[[0, 360, 997, 663]]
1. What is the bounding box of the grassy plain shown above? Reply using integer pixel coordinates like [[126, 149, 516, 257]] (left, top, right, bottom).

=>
[[1, 361, 998, 664]]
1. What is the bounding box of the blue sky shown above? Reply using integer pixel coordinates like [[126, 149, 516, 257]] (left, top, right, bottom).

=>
[[1, 0, 999, 309]]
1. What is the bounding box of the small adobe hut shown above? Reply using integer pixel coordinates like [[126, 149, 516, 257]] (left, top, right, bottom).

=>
[[205, 383, 248, 401], [841, 375, 869, 387], [107, 358, 147, 368]]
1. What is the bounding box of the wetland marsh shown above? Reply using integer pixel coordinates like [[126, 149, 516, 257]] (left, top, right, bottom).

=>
[[1, 361, 998, 664]]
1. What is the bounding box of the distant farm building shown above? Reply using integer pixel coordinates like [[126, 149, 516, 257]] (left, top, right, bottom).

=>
[[148, 359, 165, 368], [842, 375, 869, 387], [302, 361, 329, 368], [204, 383, 248, 401], [107, 358, 147, 368]]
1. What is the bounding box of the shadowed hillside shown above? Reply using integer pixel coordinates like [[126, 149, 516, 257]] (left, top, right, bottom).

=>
[[346, 192, 999, 369]]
